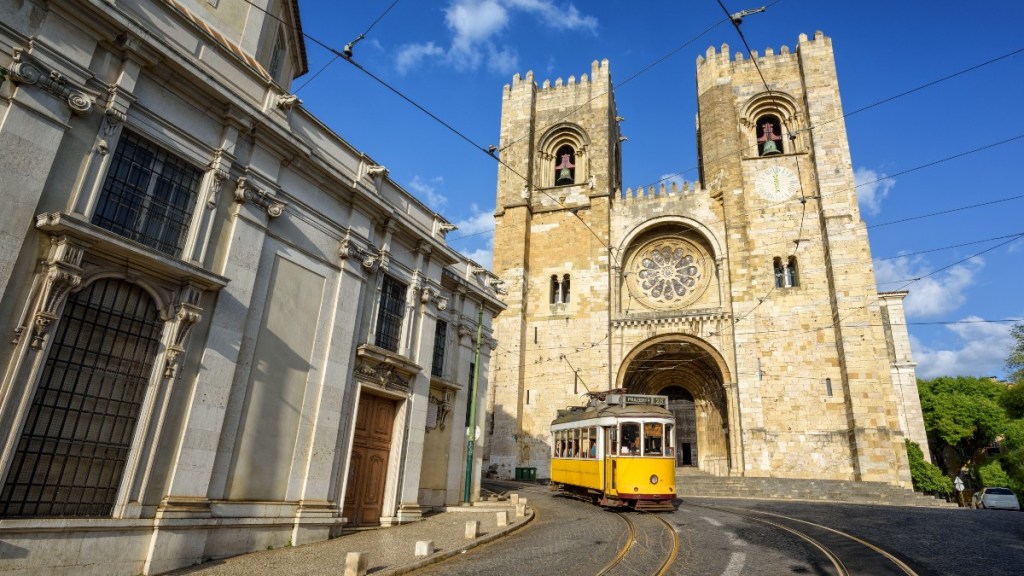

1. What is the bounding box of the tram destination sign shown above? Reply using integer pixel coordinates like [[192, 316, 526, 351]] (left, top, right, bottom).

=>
[[607, 394, 668, 407]]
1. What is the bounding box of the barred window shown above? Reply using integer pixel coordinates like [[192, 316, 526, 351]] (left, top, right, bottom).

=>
[[92, 131, 202, 257], [374, 275, 407, 352], [0, 279, 163, 517], [431, 320, 447, 378]]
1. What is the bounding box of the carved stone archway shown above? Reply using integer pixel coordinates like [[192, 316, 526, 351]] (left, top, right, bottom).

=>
[[616, 336, 732, 476]]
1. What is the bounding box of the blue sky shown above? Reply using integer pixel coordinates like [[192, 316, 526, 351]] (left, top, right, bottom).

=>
[[292, 0, 1023, 380]]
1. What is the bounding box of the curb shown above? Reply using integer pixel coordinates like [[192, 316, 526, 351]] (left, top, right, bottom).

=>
[[380, 508, 536, 576]]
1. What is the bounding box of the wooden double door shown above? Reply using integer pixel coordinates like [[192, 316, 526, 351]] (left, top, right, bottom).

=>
[[343, 393, 397, 526]]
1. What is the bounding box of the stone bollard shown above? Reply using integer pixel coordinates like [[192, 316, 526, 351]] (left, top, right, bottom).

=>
[[496, 510, 509, 527], [515, 503, 526, 518], [344, 552, 367, 576], [415, 540, 435, 557], [520, 498, 527, 506], [510, 493, 520, 506], [465, 520, 480, 539]]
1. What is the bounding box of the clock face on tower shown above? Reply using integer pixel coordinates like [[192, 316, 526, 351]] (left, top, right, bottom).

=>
[[755, 165, 799, 201]]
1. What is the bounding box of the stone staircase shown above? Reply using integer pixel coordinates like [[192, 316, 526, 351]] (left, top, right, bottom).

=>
[[675, 467, 957, 508]]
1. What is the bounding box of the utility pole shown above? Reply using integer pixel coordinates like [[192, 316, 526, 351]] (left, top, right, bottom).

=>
[[463, 306, 483, 503]]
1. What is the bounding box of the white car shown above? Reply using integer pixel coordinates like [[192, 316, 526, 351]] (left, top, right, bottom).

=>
[[972, 487, 1021, 510]]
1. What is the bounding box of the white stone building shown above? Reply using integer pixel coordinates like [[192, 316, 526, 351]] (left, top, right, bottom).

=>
[[0, 1, 503, 574]]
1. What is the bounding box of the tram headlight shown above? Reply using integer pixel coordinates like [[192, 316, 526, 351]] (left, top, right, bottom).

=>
[[650, 474, 659, 485]]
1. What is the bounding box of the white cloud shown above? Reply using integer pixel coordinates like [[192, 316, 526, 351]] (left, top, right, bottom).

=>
[[453, 204, 495, 236], [395, 42, 446, 75], [407, 175, 448, 210], [487, 45, 519, 75], [396, 0, 596, 74], [461, 248, 493, 269], [854, 167, 895, 216], [911, 319, 1016, 379], [874, 255, 983, 317]]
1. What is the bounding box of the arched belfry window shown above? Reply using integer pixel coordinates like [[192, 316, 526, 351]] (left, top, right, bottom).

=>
[[550, 275, 560, 304], [554, 144, 576, 186], [561, 274, 571, 303], [756, 114, 784, 156], [773, 257, 785, 288]]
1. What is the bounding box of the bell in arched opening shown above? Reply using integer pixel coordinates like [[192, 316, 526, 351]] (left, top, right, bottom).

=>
[[757, 118, 783, 156], [554, 150, 575, 185]]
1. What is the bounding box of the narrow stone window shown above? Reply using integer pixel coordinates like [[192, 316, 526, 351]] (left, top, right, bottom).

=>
[[756, 114, 784, 156], [561, 274, 571, 303], [786, 256, 799, 287], [550, 275, 560, 304], [268, 26, 287, 82], [554, 144, 576, 186], [825, 377, 833, 397], [773, 257, 785, 288], [431, 320, 447, 378]]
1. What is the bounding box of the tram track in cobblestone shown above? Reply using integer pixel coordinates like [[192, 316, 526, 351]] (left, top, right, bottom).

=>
[[597, 509, 679, 576], [691, 503, 920, 576]]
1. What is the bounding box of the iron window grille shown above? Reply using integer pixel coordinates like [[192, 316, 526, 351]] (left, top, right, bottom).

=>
[[0, 279, 163, 517], [431, 321, 447, 378], [92, 130, 202, 257], [374, 275, 407, 352]]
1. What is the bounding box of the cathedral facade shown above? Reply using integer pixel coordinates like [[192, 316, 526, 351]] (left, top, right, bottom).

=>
[[486, 32, 927, 487]]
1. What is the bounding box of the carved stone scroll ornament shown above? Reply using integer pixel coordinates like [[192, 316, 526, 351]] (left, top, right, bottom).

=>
[[427, 390, 454, 431], [276, 94, 302, 110], [9, 49, 93, 114], [26, 251, 84, 349], [234, 176, 286, 218], [164, 303, 202, 379], [96, 107, 126, 155]]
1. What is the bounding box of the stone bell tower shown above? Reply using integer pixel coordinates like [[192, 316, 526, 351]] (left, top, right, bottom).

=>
[[486, 60, 622, 478], [694, 31, 917, 483]]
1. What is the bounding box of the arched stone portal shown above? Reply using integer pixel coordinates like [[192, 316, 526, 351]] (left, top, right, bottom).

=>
[[617, 336, 732, 476]]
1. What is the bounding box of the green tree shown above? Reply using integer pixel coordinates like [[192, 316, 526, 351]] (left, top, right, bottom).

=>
[[918, 376, 1008, 476], [976, 459, 1012, 488], [1008, 323, 1024, 384], [905, 440, 953, 494], [1001, 383, 1024, 419]]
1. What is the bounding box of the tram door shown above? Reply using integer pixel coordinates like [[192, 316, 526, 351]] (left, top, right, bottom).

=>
[[665, 387, 697, 467]]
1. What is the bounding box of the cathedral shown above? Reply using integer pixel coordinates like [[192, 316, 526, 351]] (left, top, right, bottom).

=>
[[485, 31, 928, 487]]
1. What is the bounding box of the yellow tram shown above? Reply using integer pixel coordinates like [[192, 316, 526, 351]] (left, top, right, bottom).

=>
[[549, 393, 677, 511]]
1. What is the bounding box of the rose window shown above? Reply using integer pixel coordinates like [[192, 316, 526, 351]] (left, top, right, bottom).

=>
[[626, 238, 708, 308]]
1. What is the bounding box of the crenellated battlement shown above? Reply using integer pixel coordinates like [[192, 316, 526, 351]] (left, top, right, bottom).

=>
[[619, 178, 707, 203], [696, 30, 829, 70], [504, 58, 611, 96]]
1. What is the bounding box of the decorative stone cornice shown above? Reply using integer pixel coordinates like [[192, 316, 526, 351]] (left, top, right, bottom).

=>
[[354, 344, 421, 394], [338, 234, 384, 272], [164, 301, 202, 379], [234, 176, 286, 218], [9, 49, 92, 114], [419, 286, 449, 311]]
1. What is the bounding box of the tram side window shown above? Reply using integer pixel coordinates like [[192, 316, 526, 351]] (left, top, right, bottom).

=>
[[588, 426, 598, 457], [621, 422, 640, 455], [665, 423, 675, 456], [645, 422, 664, 455], [553, 431, 562, 457]]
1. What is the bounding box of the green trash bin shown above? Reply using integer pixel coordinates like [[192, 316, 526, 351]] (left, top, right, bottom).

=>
[[525, 467, 536, 481], [514, 467, 524, 480]]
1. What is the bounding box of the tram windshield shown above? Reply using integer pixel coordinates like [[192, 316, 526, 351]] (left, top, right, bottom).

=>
[[618, 421, 674, 457]]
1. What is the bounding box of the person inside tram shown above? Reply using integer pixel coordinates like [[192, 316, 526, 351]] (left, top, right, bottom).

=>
[[555, 440, 563, 458], [588, 440, 597, 458]]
